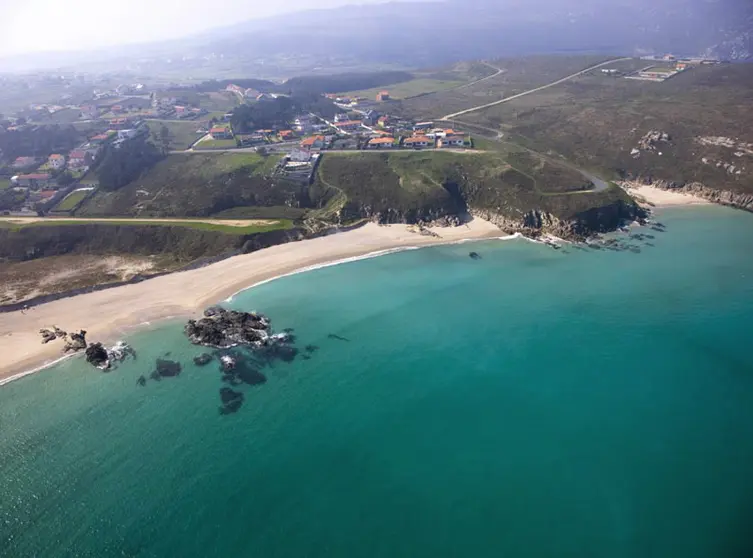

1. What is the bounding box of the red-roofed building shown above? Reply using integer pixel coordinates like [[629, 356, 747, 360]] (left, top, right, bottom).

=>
[[39, 190, 57, 200], [301, 135, 326, 150], [377, 116, 390, 128], [48, 154, 66, 170], [210, 126, 233, 140], [376, 91, 391, 102], [403, 136, 433, 148], [279, 130, 296, 140], [334, 121, 362, 132], [12, 156, 39, 169], [68, 150, 91, 169], [109, 117, 130, 129], [367, 137, 395, 149]]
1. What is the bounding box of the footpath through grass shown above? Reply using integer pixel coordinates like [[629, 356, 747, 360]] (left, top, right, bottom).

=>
[[0, 218, 294, 235]]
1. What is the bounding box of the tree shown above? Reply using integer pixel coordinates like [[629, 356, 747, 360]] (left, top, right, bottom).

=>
[[159, 125, 171, 154], [96, 136, 164, 191], [56, 171, 75, 187]]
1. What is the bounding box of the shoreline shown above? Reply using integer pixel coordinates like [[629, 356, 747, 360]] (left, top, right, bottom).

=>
[[619, 182, 712, 207], [0, 219, 504, 386]]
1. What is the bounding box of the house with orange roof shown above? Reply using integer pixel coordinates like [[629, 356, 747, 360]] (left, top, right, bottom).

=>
[[367, 137, 395, 149], [48, 154, 66, 170], [334, 121, 362, 132], [301, 135, 326, 150], [403, 136, 433, 149], [376, 91, 391, 102], [210, 126, 233, 140], [279, 130, 296, 140]]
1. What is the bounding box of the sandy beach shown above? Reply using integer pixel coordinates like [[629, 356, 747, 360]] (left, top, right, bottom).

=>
[[620, 182, 711, 207], [0, 219, 502, 385]]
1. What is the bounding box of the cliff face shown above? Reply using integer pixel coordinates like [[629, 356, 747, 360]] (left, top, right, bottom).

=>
[[469, 200, 643, 240]]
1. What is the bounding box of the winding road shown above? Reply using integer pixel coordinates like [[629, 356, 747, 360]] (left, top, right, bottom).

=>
[[440, 57, 632, 120]]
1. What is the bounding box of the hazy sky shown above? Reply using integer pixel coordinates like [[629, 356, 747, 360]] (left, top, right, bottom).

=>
[[0, 0, 399, 57]]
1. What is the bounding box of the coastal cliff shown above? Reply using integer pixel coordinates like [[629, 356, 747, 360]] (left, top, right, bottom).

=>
[[318, 152, 643, 240], [469, 199, 643, 240]]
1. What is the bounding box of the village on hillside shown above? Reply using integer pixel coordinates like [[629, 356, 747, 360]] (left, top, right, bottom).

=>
[[0, 79, 477, 217], [0, 53, 721, 217]]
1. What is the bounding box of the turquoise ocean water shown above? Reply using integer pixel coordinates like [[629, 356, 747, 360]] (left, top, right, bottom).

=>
[[2, 205, 753, 557]]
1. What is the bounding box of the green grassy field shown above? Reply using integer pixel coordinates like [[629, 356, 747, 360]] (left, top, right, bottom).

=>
[[0, 218, 293, 235], [194, 138, 237, 150], [78, 152, 288, 217], [0, 178, 11, 190], [316, 150, 626, 224], [341, 78, 466, 100], [146, 120, 205, 150], [53, 190, 91, 212]]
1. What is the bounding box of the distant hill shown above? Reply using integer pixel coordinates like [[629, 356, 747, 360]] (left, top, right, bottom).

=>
[[1, 0, 750, 75], [187, 0, 753, 66]]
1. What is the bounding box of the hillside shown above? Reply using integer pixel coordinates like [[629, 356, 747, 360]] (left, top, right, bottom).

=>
[[315, 152, 639, 237], [78, 153, 308, 219], [455, 62, 753, 204]]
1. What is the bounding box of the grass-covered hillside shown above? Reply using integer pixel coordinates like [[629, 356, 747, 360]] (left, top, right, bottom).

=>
[[314, 151, 635, 228], [460, 63, 753, 196], [78, 153, 308, 219]]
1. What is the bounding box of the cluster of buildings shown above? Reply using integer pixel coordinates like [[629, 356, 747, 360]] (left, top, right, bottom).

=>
[[298, 113, 470, 151]]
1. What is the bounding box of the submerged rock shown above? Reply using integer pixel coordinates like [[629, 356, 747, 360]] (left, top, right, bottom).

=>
[[136, 375, 147, 387], [85, 342, 109, 368], [469, 251, 482, 260], [219, 387, 244, 415], [155, 359, 181, 378], [327, 334, 350, 342], [193, 353, 213, 366]]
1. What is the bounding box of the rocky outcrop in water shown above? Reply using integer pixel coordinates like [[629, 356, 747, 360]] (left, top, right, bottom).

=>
[[185, 307, 272, 348], [84, 340, 135, 370], [85, 342, 109, 368], [193, 353, 213, 366]]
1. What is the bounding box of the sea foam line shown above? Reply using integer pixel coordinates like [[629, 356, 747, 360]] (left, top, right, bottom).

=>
[[0, 353, 79, 387], [225, 246, 422, 302]]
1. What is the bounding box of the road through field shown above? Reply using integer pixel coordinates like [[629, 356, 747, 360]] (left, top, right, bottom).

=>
[[0, 217, 279, 227], [440, 58, 632, 120]]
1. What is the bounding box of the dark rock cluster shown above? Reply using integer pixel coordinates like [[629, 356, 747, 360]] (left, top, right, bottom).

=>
[[185, 307, 273, 348], [85, 342, 109, 368], [469, 252, 482, 260]]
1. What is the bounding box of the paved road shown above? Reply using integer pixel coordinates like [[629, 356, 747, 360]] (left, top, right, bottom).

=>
[[441, 57, 632, 120], [453, 62, 505, 91]]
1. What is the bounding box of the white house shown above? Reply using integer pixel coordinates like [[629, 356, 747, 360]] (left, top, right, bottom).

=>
[[117, 129, 139, 140], [48, 154, 66, 170]]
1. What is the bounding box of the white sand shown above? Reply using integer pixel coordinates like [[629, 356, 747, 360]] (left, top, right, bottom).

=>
[[621, 182, 711, 207], [0, 219, 502, 384]]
